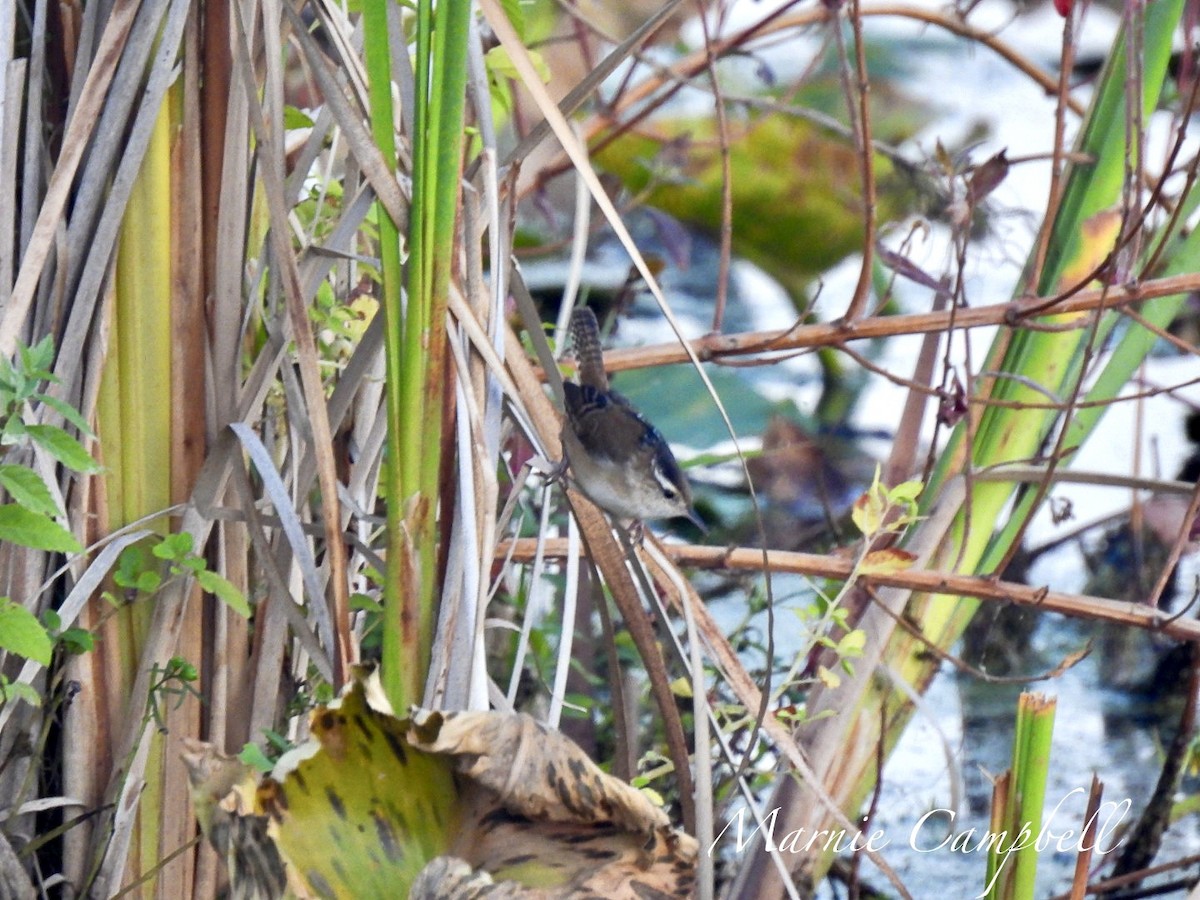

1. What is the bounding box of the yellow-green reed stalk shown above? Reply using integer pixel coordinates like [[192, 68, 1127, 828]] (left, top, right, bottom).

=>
[[95, 96, 174, 892], [985, 693, 1056, 900], [782, 4, 1187, 890], [916, 0, 1184, 653], [364, 0, 471, 711]]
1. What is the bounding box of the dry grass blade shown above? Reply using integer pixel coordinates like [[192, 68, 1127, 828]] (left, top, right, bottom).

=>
[[230, 3, 352, 682], [0, 0, 142, 358], [228, 423, 334, 641], [501, 489, 556, 710], [0, 58, 25, 308], [17, 0, 47, 257], [427, 310, 497, 710], [449, 288, 544, 451], [642, 539, 714, 896], [227, 424, 335, 681], [546, 517, 582, 728], [284, 3, 409, 228]]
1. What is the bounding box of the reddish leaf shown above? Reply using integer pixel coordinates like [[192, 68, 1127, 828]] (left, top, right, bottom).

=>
[[966, 150, 1010, 206]]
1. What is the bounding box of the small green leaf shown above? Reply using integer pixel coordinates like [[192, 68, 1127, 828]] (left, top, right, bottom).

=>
[[114, 545, 163, 593], [59, 628, 94, 655], [0, 677, 42, 708], [0, 600, 54, 666], [264, 729, 292, 753], [669, 677, 693, 698], [153, 532, 194, 560], [888, 480, 924, 503], [25, 424, 101, 474], [166, 656, 198, 682], [37, 395, 95, 437], [177, 556, 206, 574], [22, 335, 56, 377], [0, 504, 81, 553], [816, 665, 841, 689], [0, 416, 27, 442], [777, 706, 808, 725], [283, 105, 314, 129], [851, 488, 885, 538], [312, 682, 334, 704], [349, 593, 382, 613], [638, 786, 666, 808], [836, 629, 867, 657], [114, 546, 145, 586], [485, 46, 551, 83], [239, 742, 276, 773], [0, 464, 60, 516], [196, 569, 251, 618], [136, 571, 162, 593]]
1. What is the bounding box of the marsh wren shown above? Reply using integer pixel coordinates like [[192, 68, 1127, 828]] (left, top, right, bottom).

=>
[[559, 308, 704, 529]]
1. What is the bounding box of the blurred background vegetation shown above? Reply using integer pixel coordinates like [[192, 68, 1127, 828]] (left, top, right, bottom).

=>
[[2, 0, 1200, 897]]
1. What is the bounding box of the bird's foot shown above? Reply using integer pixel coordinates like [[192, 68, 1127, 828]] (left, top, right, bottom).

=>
[[628, 520, 646, 545], [545, 457, 569, 486]]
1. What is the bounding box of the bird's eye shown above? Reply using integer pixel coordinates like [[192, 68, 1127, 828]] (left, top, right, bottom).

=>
[[653, 463, 681, 501]]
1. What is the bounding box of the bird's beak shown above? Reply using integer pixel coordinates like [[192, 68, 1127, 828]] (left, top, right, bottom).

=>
[[685, 508, 709, 535]]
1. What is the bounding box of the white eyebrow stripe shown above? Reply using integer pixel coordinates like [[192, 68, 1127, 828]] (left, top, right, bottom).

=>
[[653, 464, 678, 495]]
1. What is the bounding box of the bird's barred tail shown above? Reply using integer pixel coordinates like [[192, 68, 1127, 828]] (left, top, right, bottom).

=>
[[569, 307, 608, 391]]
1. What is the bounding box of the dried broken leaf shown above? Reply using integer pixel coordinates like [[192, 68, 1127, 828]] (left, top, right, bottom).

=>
[[410, 856, 544, 898], [186, 672, 695, 900], [859, 548, 918, 575], [966, 149, 1010, 207], [182, 740, 288, 900], [407, 708, 697, 897]]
